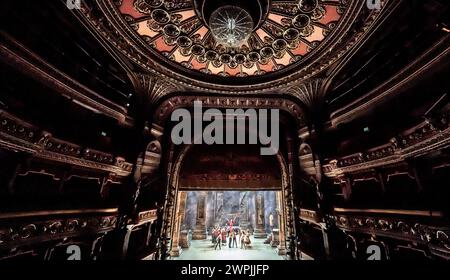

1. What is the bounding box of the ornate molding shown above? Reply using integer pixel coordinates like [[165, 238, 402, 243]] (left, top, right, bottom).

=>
[[134, 73, 183, 105], [324, 111, 450, 176], [299, 209, 321, 225], [117, 0, 348, 78], [134, 139, 162, 183], [0, 209, 118, 249], [331, 211, 450, 255], [0, 110, 133, 177], [287, 78, 325, 109], [153, 95, 306, 127], [74, 0, 391, 94], [132, 209, 158, 226]]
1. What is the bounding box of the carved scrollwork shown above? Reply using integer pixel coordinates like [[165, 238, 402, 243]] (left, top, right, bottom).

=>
[[83, 148, 115, 164], [436, 231, 450, 250], [153, 95, 306, 128], [0, 110, 39, 142], [66, 219, 79, 232], [77, 0, 388, 93], [332, 213, 450, 251], [0, 110, 133, 177], [134, 73, 182, 105], [134, 0, 165, 14], [48, 222, 63, 235], [0, 213, 118, 248], [20, 224, 37, 239], [324, 110, 450, 177]]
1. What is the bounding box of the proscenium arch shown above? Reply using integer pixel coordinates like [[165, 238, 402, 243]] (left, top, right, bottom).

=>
[[163, 143, 294, 258], [152, 95, 307, 129], [155, 96, 300, 258]]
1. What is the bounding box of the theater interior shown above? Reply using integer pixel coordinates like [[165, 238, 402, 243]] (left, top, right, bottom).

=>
[[0, 0, 449, 260]]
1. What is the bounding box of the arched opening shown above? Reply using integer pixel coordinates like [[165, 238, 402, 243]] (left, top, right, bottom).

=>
[[165, 144, 291, 260]]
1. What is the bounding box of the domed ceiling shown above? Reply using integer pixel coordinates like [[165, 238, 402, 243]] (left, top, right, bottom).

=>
[[81, 0, 387, 91], [115, 0, 347, 77], [117, 0, 345, 78]]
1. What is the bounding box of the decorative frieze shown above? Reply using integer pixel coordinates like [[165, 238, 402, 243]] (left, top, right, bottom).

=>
[[83, 148, 115, 165], [0, 112, 39, 143], [0, 110, 133, 176], [299, 209, 321, 225], [0, 209, 118, 249], [133, 209, 158, 225], [153, 95, 306, 128], [331, 212, 450, 253], [76, 0, 389, 95], [45, 137, 82, 158], [324, 112, 450, 176]]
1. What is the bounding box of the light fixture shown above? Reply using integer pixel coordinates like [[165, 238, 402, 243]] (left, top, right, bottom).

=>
[[209, 6, 254, 48]]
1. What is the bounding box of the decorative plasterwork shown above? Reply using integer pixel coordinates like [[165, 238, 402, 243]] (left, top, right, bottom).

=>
[[299, 208, 321, 225], [0, 209, 118, 249], [299, 208, 450, 258], [0, 110, 133, 177], [323, 111, 450, 177], [331, 212, 450, 251], [153, 95, 306, 127], [134, 139, 162, 183], [287, 78, 324, 109], [75, 0, 390, 93], [134, 73, 183, 104], [116, 0, 346, 77], [132, 209, 158, 226]]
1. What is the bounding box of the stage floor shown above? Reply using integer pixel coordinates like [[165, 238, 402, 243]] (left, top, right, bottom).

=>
[[173, 236, 284, 260]]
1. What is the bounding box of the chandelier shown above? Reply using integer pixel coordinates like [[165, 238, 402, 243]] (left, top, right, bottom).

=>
[[209, 5, 254, 48]]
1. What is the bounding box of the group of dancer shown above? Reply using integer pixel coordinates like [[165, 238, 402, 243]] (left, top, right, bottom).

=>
[[212, 226, 251, 250]]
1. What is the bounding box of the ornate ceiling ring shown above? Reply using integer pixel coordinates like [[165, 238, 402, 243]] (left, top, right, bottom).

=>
[[90, 0, 384, 92]]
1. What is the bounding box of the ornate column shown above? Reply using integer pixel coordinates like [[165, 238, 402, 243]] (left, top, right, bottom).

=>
[[239, 191, 249, 230], [126, 73, 171, 248], [178, 191, 190, 249], [170, 191, 187, 256], [290, 79, 334, 259], [192, 191, 207, 240], [276, 191, 287, 255], [286, 137, 298, 259], [254, 191, 267, 238]]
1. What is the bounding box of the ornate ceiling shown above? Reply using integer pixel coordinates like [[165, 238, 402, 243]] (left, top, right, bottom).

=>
[[78, 0, 389, 94], [117, 0, 345, 78]]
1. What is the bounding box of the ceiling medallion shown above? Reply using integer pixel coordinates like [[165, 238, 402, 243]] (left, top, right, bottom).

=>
[[117, 0, 348, 77], [209, 6, 253, 48]]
